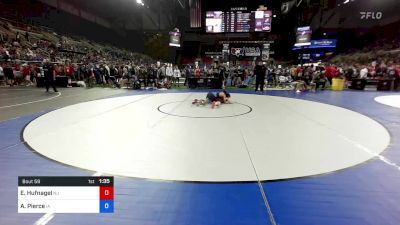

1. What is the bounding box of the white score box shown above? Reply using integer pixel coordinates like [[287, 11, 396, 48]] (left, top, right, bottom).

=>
[[18, 199, 100, 213], [18, 176, 114, 214], [18, 187, 99, 200]]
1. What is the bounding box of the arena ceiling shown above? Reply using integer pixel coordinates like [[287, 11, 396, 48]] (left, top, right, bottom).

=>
[[66, 0, 189, 31]]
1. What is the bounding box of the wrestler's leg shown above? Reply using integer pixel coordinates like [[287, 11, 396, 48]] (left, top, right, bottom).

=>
[[212, 101, 221, 108]]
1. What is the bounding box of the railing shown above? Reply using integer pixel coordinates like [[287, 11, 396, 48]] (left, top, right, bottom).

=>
[[0, 16, 54, 35]]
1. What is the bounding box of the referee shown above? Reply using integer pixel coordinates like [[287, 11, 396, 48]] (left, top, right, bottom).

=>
[[43, 59, 58, 93], [255, 61, 266, 93]]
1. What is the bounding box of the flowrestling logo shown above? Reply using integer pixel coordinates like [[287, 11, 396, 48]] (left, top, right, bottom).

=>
[[360, 12, 383, 20]]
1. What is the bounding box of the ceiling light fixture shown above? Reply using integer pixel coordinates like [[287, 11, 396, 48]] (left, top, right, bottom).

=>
[[136, 0, 144, 6]]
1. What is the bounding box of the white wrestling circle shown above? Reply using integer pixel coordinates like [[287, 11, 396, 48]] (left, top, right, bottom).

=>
[[375, 95, 400, 109], [23, 93, 390, 182]]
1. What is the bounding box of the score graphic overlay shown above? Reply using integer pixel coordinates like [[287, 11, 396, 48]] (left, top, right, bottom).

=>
[[18, 176, 114, 213]]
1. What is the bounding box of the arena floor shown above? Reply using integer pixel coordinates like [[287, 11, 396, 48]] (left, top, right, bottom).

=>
[[1, 87, 400, 225]]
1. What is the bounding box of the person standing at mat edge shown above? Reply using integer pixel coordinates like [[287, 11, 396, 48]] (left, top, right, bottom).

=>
[[43, 59, 58, 93], [255, 61, 266, 93]]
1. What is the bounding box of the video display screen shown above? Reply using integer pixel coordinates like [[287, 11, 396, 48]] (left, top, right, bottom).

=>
[[169, 31, 181, 47], [292, 39, 337, 50], [205, 10, 272, 33], [205, 11, 224, 33], [294, 26, 312, 47], [254, 10, 272, 32]]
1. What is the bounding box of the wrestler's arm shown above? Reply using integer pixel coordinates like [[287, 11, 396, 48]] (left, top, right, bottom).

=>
[[225, 98, 233, 104]]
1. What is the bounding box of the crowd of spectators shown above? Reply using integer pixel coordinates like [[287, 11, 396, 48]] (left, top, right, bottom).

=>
[[179, 32, 400, 92], [0, 18, 185, 89], [322, 35, 400, 90], [1, 17, 399, 92], [182, 56, 400, 92]]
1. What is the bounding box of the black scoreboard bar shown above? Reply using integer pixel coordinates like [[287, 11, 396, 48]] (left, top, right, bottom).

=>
[[18, 176, 114, 186]]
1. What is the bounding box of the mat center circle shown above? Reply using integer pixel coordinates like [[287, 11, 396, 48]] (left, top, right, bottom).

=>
[[157, 101, 252, 118]]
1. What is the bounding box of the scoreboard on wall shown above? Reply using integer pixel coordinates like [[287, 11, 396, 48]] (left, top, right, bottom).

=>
[[205, 8, 272, 33], [18, 176, 114, 213]]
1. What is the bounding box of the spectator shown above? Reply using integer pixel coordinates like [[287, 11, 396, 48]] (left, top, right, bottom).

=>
[[0, 62, 4, 85], [166, 64, 173, 82], [43, 59, 58, 93], [184, 65, 191, 86], [360, 66, 369, 79], [173, 66, 181, 87], [3, 62, 15, 86], [325, 64, 337, 85], [16, 32, 20, 43], [25, 31, 29, 42], [394, 65, 400, 90]]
